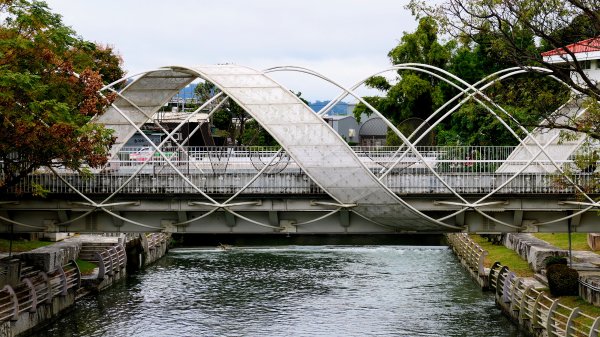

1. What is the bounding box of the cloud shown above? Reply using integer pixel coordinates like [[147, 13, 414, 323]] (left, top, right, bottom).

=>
[[45, 0, 416, 100]]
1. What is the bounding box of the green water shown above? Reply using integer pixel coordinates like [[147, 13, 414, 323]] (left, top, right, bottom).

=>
[[30, 246, 525, 337]]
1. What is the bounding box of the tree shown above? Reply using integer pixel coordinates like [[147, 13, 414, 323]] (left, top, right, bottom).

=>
[[194, 81, 248, 145], [354, 17, 454, 126], [0, 0, 124, 193], [353, 17, 462, 146], [408, 0, 600, 140], [196, 82, 305, 146]]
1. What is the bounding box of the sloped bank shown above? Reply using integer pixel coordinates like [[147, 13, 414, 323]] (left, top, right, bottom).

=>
[[447, 233, 600, 337], [0, 232, 170, 337]]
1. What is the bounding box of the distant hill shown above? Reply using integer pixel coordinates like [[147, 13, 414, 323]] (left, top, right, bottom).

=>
[[175, 85, 353, 116], [308, 101, 353, 115]]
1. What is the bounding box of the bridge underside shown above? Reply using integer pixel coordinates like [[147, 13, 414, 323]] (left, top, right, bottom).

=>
[[1, 194, 598, 234]]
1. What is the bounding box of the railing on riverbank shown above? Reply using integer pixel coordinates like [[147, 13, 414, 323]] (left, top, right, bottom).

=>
[[147, 233, 169, 251], [79, 243, 126, 280], [3, 145, 599, 196], [446, 234, 488, 287], [489, 262, 600, 337], [0, 260, 80, 322]]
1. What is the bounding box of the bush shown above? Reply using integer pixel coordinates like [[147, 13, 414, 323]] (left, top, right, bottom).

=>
[[545, 256, 568, 268], [546, 264, 579, 296]]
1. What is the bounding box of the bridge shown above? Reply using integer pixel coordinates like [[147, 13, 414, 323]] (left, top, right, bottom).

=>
[[1, 64, 598, 234]]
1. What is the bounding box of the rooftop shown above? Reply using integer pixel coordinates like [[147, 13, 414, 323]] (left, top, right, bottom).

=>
[[541, 37, 600, 62]]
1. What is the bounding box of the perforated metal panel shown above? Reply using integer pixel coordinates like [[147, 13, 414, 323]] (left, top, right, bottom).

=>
[[97, 64, 444, 230]]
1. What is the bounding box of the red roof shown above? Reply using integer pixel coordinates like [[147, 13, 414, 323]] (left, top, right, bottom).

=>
[[541, 37, 600, 57]]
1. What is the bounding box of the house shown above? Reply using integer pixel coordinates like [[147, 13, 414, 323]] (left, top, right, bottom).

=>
[[541, 37, 600, 83], [324, 114, 388, 146]]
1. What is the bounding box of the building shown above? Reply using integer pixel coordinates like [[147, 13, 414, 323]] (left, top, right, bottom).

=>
[[541, 37, 600, 83], [324, 114, 388, 146]]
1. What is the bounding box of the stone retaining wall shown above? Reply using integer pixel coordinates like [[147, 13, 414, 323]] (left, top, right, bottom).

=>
[[503, 233, 567, 272], [0, 233, 170, 337]]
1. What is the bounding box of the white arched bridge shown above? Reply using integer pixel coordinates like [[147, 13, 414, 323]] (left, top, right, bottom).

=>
[[1, 64, 598, 234]]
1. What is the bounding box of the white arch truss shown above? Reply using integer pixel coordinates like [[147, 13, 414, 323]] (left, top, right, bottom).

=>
[[54, 63, 594, 233]]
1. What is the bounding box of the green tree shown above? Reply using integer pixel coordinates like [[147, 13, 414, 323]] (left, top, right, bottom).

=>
[[354, 17, 454, 132], [0, 0, 124, 193], [358, 14, 570, 146], [409, 0, 600, 140]]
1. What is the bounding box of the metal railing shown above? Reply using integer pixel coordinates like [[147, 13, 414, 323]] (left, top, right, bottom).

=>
[[3, 146, 599, 195], [0, 260, 80, 323], [446, 234, 488, 277], [147, 233, 169, 251], [79, 243, 126, 280], [489, 263, 600, 337]]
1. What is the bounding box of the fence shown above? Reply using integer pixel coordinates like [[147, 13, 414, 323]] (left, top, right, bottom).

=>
[[0, 260, 80, 322], [78, 243, 127, 280], [3, 146, 599, 196], [147, 233, 169, 251], [489, 262, 600, 337], [446, 234, 488, 282]]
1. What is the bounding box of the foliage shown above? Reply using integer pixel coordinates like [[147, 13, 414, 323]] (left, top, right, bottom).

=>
[[356, 14, 569, 147], [408, 0, 600, 141], [544, 256, 568, 268], [240, 119, 277, 146], [354, 17, 454, 129], [0, 0, 124, 192], [546, 263, 579, 296]]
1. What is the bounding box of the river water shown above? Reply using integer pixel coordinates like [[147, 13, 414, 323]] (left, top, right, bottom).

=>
[[31, 246, 525, 337]]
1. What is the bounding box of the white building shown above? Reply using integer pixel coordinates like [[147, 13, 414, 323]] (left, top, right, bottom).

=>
[[542, 37, 600, 83]]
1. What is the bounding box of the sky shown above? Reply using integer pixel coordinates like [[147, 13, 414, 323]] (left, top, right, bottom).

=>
[[44, 0, 418, 101]]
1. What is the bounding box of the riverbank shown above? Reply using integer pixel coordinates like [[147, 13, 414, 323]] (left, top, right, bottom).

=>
[[447, 233, 600, 337], [0, 233, 170, 337]]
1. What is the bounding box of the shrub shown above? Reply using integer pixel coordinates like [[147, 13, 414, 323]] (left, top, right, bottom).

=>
[[546, 264, 579, 296], [545, 256, 568, 268]]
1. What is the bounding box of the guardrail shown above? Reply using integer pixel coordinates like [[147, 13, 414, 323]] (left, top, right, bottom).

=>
[[446, 234, 488, 278], [78, 243, 126, 280], [5, 171, 595, 196], [489, 262, 600, 337], [0, 260, 80, 323], [147, 233, 169, 251], [3, 145, 599, 195]]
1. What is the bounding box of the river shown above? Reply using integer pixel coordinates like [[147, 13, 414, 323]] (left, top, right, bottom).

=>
[[30, 246, 524, 337]]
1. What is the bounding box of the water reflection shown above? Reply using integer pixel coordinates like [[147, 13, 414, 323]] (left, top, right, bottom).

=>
[[31, 246, 525, 337]]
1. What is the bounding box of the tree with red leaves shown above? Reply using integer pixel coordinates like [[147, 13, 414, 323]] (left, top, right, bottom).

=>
[[0, 0, 124, 193]]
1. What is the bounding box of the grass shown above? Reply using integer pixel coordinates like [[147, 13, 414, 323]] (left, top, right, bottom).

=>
[[466, 234, 600, 327], [532, 233, 594, 251], [469, 235, 534, 277], [0, 238, 53, 253], [76, 259, 98, 275], [553, 296, 600, 329]]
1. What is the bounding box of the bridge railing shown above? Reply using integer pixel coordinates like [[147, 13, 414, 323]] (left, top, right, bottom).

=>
[[2, 146, 599, 195], [7, 171, 595, 195]]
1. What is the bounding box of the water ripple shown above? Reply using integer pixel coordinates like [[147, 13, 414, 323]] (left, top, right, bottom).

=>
[[34, 246, 525, 337]]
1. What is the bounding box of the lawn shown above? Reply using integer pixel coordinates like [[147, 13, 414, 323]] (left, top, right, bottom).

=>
[[76, 259, 98, 275], [469, 235, 534, 277], [532, 233, 593, 251], [0, 238, 53, 253]]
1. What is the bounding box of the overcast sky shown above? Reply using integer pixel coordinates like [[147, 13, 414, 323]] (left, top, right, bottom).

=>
[[44, 0, 417, 101]]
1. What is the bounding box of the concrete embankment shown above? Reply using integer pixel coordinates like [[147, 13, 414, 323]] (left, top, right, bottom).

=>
[[0, 232, 170, 337], [447, 233, 600, 337]]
